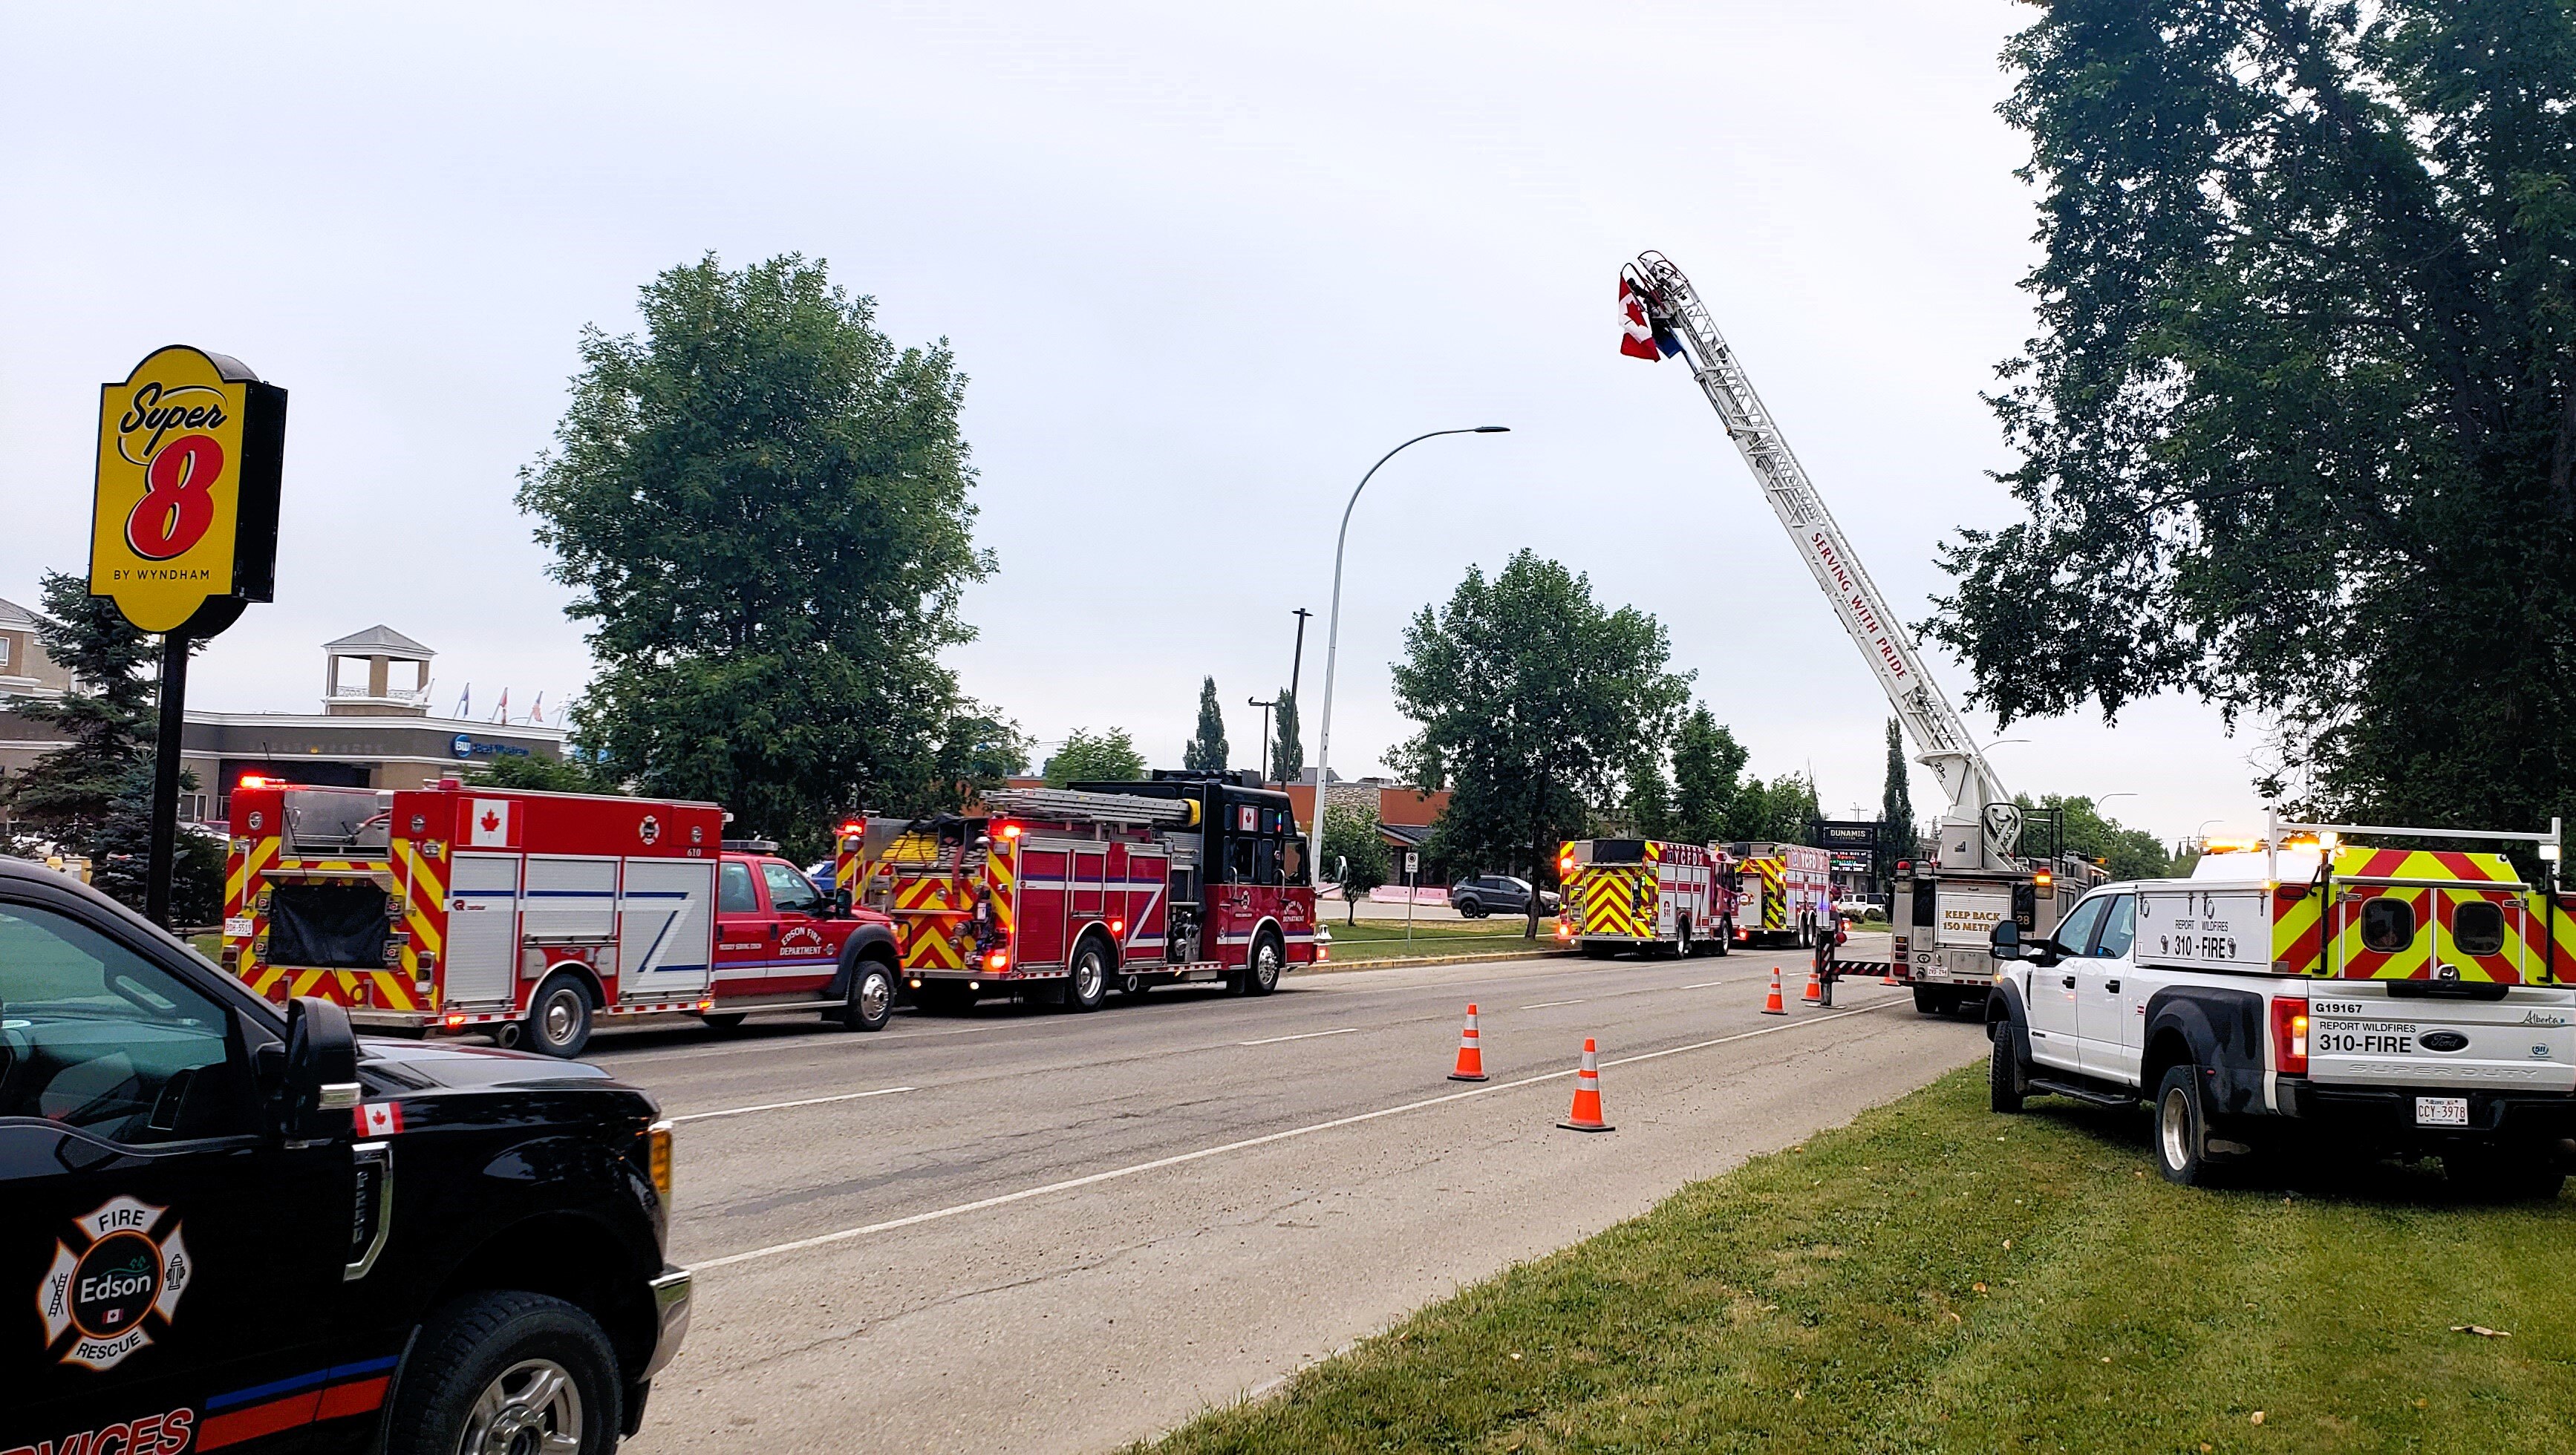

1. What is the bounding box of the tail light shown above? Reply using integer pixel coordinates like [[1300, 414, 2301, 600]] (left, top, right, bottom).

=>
[[985, 949, 1011, 972], [443, 1012, 468, 1028], [2271, 997, 2309, 1074], [1109, 919, 1124, 935], [1554, 921, 1572, 941]]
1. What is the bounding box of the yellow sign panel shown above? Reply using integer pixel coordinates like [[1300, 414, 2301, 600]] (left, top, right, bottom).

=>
[[90, 345, 284, 635]]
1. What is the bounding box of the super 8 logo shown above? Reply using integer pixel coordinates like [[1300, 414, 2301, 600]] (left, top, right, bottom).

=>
[[88, 344, 283, 637]]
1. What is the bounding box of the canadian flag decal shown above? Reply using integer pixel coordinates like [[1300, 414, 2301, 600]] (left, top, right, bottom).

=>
[[355, 1102, 405, 1137], [466, 798, 517, 848]]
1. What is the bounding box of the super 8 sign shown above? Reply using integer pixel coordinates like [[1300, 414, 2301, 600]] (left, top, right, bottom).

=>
[[90, 345, 286, 635]]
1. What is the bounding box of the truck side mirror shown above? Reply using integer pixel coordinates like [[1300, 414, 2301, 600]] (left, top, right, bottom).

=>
[[1987, 920, 2024, 961], [283, 995, 360, 1142], [834, 887, 855, 918]]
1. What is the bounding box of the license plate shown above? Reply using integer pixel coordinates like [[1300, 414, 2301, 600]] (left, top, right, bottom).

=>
[[223, 916, 255, 938], [2415, 1096, 2469, 1127]]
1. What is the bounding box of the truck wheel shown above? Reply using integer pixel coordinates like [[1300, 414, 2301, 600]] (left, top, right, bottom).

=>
[[526, 973, 593, 1059], [1242, 932, 1284, 996], [841, 958, 895, 1032], [1675, 921, 1695, 958], [700, 1013, 749, 1032], [1712, 925, 1731, 957], [2153, 1064, 2215, 1186], [1989, 1024, 2025, 1114], [1063, 941, 1109, 1012], [385, 1291, 620, 1455]]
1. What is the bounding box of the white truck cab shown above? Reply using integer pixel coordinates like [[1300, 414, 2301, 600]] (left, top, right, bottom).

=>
[[1986, 820, 2576, 1195]]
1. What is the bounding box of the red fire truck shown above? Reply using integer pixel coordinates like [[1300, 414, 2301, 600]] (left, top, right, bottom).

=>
[[221, 776, 901, 1056], [836, 772, 1322, 1010]]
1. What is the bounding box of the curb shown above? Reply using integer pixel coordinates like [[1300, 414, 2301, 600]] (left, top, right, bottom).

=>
[[1301, 946, 1577, 975]]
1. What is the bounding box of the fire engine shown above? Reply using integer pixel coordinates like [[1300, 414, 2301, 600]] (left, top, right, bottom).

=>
[[1727, 841, 1835, 948], [835, 771, 1322, 1010], [1554, 838, 1734, 958], [221, 776, 901, 1056]]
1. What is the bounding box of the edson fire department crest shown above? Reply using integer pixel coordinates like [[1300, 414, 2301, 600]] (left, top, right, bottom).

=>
[[37, 1197, 191, 1371]]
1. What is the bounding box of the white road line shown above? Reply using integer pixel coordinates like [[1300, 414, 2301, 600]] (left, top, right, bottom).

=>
[[1520, 998, 1587, 1010], [1679, 980, 1733, 990], [673, 1086, 914, 1124], [692, 1000, 1892, 1272], [1238, 1027, 1361, 1046]]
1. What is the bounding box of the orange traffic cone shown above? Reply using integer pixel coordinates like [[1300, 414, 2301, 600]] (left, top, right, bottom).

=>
[[1761, 965, 1787, 1016], [1447, 1004, 1489, 1082], [1801, 964, 1825, 1005], [1882, 960, 1900, 987], [1559, 1038, 1613, 1132]]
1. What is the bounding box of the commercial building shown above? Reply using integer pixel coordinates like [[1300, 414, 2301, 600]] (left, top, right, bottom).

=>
[[0, 611, 564, 830]]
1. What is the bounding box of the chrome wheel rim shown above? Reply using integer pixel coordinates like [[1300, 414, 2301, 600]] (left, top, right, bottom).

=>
[[858, 970, 891, 1023], [2159, 1086, 2193, 1170], [541, 992, 579, 1047], [1075, 952, 1103, 1001], [457, 1356, 581, 1455], [1256, 941, 1281, 990]]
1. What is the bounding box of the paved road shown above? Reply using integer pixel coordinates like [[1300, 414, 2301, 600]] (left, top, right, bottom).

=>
[[604, 937, 1985, 1454]]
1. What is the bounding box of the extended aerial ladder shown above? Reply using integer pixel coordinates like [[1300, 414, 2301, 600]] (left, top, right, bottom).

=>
[[1620, 250, 2019, 873]]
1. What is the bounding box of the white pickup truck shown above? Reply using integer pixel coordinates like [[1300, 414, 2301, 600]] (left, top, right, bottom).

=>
[[1985, 820, 2576, 1195]]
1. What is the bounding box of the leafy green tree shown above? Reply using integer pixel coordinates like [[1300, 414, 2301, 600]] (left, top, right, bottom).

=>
[[1724, 774, 1819, 846], [1184, 677, 1228, 772], [1321, 802, 1390, 925], [1395, 551, 1692, 937], [518, 253, 991, 861], [1879, 716, 1916, 888], [1044, 728, 1144, 786], [919, 708, 1031, 811], [1270, 688, 1302, 785], [1671, 704, 1749, 846], [475, 753, 619, 794], [1928, 1, 2576, 828], [1624, 759, 1675, 839], [2, 570, 221, 923], [2019, 793, 2170, 881]]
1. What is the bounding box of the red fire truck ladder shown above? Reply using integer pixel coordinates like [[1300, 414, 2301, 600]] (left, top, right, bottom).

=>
[[1623, 250, 2017, 873]]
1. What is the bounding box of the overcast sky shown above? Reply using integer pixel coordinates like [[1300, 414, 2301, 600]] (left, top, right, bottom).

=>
[[0, 1, 2277, 846]]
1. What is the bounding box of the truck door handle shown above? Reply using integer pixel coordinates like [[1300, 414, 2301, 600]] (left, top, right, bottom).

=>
[[2060, 975, 2076, 989], [2105, 980, 2121, 993]]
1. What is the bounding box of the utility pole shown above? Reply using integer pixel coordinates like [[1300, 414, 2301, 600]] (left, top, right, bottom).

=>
[[1248, 696, 1277, 789], [1284, 607, 1311, 791]]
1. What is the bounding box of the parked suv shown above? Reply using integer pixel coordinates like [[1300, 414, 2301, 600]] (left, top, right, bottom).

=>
[[1450, 874, 1559, 918], [4, 857, 688, 1453]]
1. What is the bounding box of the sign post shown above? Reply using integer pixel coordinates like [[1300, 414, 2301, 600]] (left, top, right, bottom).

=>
[[1405, 850, 1420, 944], [91, 346, 287, 926]]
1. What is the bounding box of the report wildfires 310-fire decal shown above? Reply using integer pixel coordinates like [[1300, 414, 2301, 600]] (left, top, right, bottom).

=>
[[36, 1197, 192, 1372]]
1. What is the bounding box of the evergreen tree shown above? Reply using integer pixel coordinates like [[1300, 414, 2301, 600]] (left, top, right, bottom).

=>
[[1879, 716, 1916, 880], [1270, 687, 1302, 784], [1184, 676, 1228, 772], [3, 570, 222, 922]]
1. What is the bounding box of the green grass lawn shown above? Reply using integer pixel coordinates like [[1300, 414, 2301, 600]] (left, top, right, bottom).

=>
[[1321, 915, 1563, 963], [1142, 1065, 2576, 1453]]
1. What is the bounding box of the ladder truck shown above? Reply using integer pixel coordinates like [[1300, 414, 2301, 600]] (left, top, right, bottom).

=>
[[1620, 251, 2077, 1013]]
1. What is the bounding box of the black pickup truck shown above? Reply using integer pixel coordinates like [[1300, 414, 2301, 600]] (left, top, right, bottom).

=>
[[1, 857, 690, 1454]]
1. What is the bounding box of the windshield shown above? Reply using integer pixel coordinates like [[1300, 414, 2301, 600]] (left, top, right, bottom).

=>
[[284, 789, 393, 855]]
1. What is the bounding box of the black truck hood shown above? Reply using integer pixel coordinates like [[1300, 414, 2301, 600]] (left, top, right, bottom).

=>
[[358, 1036, 620, 1094]]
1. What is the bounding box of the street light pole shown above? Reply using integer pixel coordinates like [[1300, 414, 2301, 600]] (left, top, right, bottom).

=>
[[1305, 426, 1509, 894]]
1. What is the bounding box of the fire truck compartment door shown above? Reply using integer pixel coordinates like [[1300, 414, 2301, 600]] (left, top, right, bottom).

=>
[[446, 853, 524, 1006], [621, 858, 715, 998], [525, 854, 618, 939], [1071, 848, 1109, 921]]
